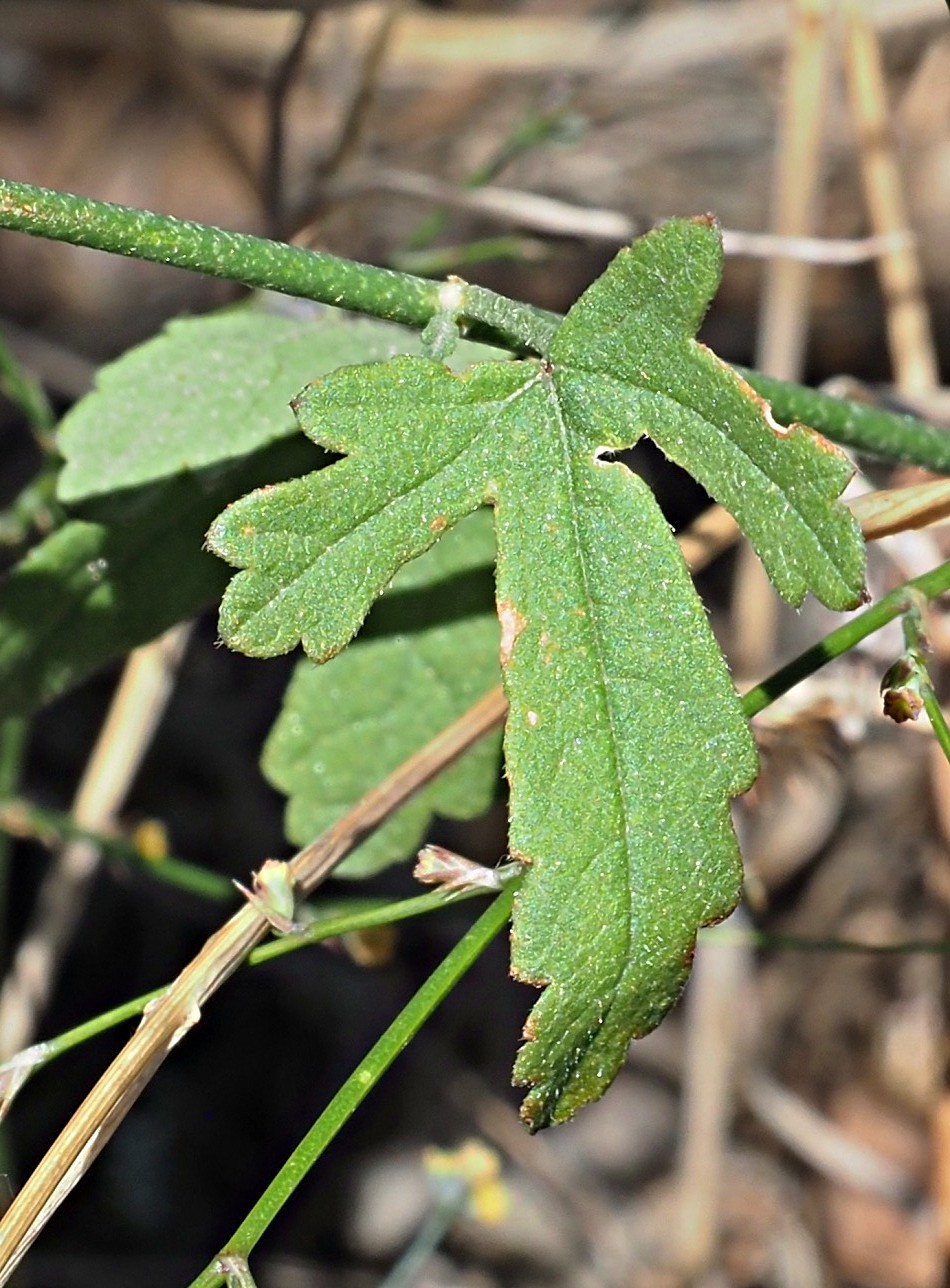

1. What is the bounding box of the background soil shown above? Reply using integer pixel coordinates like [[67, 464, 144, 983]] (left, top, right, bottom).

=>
[[3, 2, 950, 1286]]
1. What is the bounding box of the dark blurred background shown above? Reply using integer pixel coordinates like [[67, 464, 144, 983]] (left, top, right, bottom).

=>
[[3, 2, 950, 1286]]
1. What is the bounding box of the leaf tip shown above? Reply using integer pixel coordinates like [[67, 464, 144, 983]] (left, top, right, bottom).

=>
[[689, 211, 720, 232]]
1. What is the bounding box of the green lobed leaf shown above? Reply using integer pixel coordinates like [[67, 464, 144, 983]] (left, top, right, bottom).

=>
[[0, 438, 316, 718], [263, 511, 501, 876], [550, 217, 864, 609], [57, 306, 498, 503], [209, 217, 866, 1128], [0, 305, 500, 717]]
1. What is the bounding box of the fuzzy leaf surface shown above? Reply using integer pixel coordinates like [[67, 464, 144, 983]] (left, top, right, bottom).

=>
[[0, 439, 315, 717], [57, 307, 496, 502], [2, 305, 495, 715], [264, 511, 500, 876], [209, 216, 866, 1128]]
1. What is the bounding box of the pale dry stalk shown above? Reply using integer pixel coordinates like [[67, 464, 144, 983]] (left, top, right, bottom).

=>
[[0, 624, 191, 1062], [0, 685, 506, 1283], [841, 0, 939, 394], [0, 501, 757, 1278]]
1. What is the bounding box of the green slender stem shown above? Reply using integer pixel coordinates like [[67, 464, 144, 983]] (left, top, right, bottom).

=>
[[921, 682, 950, 764], [377, 1184, 468, 1288], [0, 797, 233, 902], [12, 544, 950, 1078], [2, 884, 508, 1077], [0, 179, 557, 355], [403, 103, 574, 253], [739, 366, 950, 474], [4, 178, 950, 468], [0, 723, 26, 848], [0, 329, 62, 545], [391, 236, 544, 276], [741, 556, 950, 718], [0, 328, 54, 439], [215, 1255, 257, 1288], [887, 591, 950, 760], [0, 471, 62, 547], [188, 887, 515, 1288], [19, 888, 947, 1090]]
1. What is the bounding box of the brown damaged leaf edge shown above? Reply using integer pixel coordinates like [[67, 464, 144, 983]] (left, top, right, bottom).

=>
[[732, 371, 840, 462], [497, 599, 526, 668], [689, 212, 718, 231], [731, 365, 863, 470], [511, 905, 729, 1132]]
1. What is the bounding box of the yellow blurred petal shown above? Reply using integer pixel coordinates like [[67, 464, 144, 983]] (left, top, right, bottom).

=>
[[132, 818, 170, 863], [422, 1140, 509, 1224]]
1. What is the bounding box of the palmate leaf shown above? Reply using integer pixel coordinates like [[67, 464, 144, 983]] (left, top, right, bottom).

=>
[[208, 216, 866, 1128]]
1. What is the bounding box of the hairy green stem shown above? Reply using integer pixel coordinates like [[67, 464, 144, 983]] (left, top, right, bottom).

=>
[[188, 887, 515, 1288], [0, 179, 558, 355], [741, 556, 950, 717], [739, 366, 950, 474], [3, 178, 950, 470]]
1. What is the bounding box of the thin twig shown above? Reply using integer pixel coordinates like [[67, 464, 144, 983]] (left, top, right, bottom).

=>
[[132, 0, 264, 210], [0, 624, 191, 1062], [0, 798, 234, 903], [722, 227, 913, 264], [289, 0, 405, 238], [338, 166, 915, 263], [319, 0, 403, 182], [738, 0, 832, 680], [756, 0, 833, 382], [742, 1069, 919, 1205], [0, 686, 506, 1283], [334, 166, 637, 243], [674, 908, 754, 1275], [0, 497, 745, 1275], [841, 0, 939, 393], [0, 488, 925, 1275], [264, 4, 321, 237]]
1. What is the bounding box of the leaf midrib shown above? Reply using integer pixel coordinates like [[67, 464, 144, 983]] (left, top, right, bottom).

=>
[[543, 374, 634, 992]]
